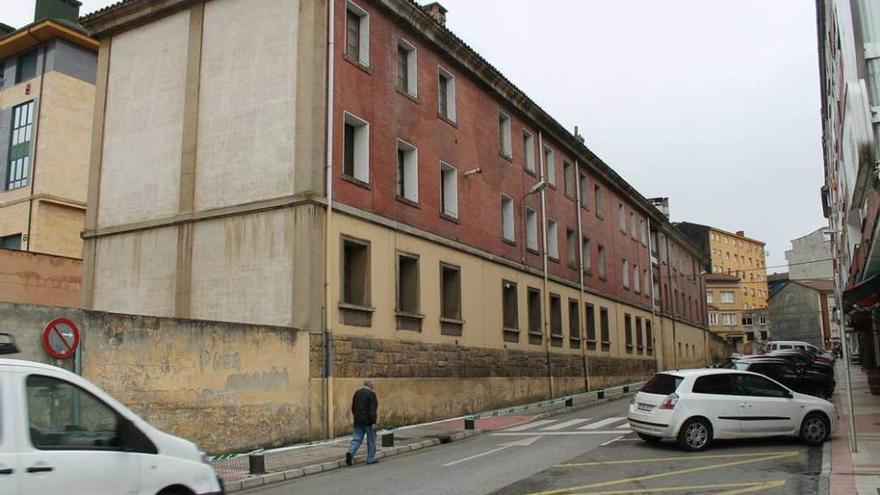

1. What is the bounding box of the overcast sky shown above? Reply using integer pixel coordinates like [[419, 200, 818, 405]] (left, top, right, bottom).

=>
[[7, 0, 825, 271]]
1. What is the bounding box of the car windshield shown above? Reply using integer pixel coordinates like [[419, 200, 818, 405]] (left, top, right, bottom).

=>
[[731, 362, 750, 370], [640, 373, 683, 395]]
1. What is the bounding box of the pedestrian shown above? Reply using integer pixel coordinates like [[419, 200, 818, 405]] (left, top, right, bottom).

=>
[[346, 378, 378, 466]]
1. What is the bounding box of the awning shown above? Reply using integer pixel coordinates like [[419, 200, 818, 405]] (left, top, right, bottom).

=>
[[843, 274, 880, 312]]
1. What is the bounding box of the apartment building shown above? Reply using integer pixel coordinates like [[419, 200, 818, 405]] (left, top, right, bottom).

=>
[[785, 227, 834, 280], [0, 0, 96, 258], [81, 0, 721, 438]]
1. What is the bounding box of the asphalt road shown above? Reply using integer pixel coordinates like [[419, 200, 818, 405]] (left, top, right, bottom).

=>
[[244, 397, 822, 495]]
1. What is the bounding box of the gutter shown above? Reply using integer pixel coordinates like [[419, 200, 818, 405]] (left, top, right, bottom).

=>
[[574, 159, 591, 391], [323, 0, 336, 440]]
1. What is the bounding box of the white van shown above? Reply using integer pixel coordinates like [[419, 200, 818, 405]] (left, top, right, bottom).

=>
[[0, 358, 224, 495], [765, 341, 834, 360]]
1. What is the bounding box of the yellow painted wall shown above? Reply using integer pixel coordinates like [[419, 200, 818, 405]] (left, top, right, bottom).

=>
[[30, 201, 85, 258]]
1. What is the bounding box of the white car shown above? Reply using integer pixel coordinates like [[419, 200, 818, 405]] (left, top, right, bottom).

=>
[[628, 369, 837, 451], [0, 358, 224, 495]]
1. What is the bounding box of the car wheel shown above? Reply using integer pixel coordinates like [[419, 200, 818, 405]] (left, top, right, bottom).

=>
[[800, 413, 830, 446], [637, 432, 661, 443], [677, 417, 712, 452]]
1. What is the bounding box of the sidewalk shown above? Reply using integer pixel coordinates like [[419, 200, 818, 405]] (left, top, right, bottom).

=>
[[829, 362, 880, 495], [213, 382, 641, 492]]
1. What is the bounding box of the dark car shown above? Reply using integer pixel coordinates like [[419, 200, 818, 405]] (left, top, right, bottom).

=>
[[728, 358, 835, 398], [768, 350, 834, 376]]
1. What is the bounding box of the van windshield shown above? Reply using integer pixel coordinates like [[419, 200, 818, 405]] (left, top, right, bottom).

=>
[[640, 373, 683, 395]]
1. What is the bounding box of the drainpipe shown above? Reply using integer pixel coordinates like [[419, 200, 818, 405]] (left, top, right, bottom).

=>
[[25, 40, 48, 253], [537, 131, 553, 399], [647, 218, 660, 372], [323, 0, 336, 440], [573, 159, 590, 391], [664, 232, 677, 369]]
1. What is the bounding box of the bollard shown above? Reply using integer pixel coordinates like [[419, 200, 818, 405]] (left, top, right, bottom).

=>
[[381, 432, 394, 447], [565, 396, 574, 407], [464, 416, 475, 430], [248, 453, 266, 475], [597, 389, 605, 399], [623, 385, 629, 393]]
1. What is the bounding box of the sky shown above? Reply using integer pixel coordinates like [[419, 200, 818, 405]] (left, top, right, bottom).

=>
[[6, 0, 826, 271]]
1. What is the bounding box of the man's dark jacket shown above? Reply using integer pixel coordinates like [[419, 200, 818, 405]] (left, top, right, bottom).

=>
[[351, 387, 378, 427]]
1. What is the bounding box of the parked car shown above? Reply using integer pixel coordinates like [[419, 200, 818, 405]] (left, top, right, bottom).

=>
[[765, 341, 835, 361], [768, 350, 834, 375], [0, 352, 224, 495], [725, 358, 835, 398], [628, 369, 837, 451]]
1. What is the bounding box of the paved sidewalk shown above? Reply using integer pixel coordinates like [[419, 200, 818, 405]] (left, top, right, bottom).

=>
[[212, 383, 641, 492], [829, 362, 880, 495]]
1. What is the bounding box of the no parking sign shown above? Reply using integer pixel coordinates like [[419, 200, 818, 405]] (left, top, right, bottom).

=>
[[41, 318, 80, 360]]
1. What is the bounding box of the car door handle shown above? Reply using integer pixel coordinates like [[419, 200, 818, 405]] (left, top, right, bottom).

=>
[[27, 466, 54, 473], [0, 468, 12, 475], [738, 403, 752, 408]]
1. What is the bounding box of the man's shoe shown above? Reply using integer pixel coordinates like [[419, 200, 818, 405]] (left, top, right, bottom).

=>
[[345, 452, 353, 466], [366, 459, 378, 465]]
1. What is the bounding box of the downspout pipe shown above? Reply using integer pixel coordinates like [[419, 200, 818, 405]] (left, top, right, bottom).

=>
[[537, 131, 553, 399], [664, 232, 677, 369], [323, 0, 336, 440], [574, 159, 590, 391], [647, 218, 660, 372]]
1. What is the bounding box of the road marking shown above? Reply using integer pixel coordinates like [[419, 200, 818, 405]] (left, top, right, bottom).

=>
[[442, 436, 541, 467], [616, 422, 631, 429], [558, 480, 786, 495], [556, 450, 801, 468], [505, 419, 557, 432], [579, 417, 626, 430], [522, 451, 799, 495], [492, 431, 631, 436], [599, 436, 623, 447], [541, 418, 592, 431]]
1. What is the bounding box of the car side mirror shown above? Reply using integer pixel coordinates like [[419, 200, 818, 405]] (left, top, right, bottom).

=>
[[785, 390, 794, 399]]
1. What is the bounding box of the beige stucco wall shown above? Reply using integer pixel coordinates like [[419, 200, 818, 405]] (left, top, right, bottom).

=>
[[98, 10, 189, 228], [30, 201, 84, 258], [195, 0, 300, 211], [0, 201, 29, 244]]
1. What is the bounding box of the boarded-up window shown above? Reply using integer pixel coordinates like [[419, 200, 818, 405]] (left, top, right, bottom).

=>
[[550, 293, 562, 347], [528, 288, 542, 345]]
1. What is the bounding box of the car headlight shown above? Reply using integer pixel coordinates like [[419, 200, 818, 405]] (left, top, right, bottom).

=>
[[200, 451, 212, 465]]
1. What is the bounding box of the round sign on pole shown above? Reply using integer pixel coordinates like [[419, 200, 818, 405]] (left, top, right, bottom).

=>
[[42, 318, 80, 360]]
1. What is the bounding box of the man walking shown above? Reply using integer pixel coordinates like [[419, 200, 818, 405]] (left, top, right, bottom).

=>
[[346, 378, 378, 466]]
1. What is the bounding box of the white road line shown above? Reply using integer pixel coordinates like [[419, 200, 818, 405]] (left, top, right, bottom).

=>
[[442, 445, 511, 466], [504, 419, 557, 432], [579, 417, 626, 430], [600, 435, 624, 446], [491, 431, 625, 436], [617, 422, 632, 429], [540, 418, 592, 431]]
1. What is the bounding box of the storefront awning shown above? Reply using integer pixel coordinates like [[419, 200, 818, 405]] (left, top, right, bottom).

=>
[[843, 274, 880, 312]]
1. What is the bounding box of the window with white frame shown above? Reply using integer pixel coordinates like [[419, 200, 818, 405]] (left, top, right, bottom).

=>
[[721, 313, 736, 326], [563, 161, 575, 198], [643, 269, 649, 295], [598, 245, 606, 278], [523, 130, 535, 172], [706, 291, 714, 304], [709, 312, 719, 325], [579, 173, 589, 205], [630, 213, 637, 239], [499, 111, 512, 157], [633, 264, 640, 293], [618, 203, 626, 233], [438, 67, 456, 122], [501, 195, 514, 242], [345, 1, 369, 66], [566, 228, 576, 268], [720, 291, 734, 303], [622, 258, 629, 288], [440, 162, 458, 218], [640, 219, 647, 246], [396, 139, 418, 202], [343, 112, 369, 183], [544, 146, 555, 185], [547, 219, 559, 259], [582, 237, 591, 272], [758, 315, 767, 325], [396, 38, 417, 96], [526, 207, 538, 251]]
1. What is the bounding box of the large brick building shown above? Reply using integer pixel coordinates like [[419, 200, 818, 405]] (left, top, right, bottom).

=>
[[81, 0, 725, 441]]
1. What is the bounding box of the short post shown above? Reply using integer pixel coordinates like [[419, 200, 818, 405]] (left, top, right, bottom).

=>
[[464, 416, 476, 430], [623, 385, 630, 393], [597, 389, 605, 399], [248, 453, 266, 475], [381, 431, 394, 447], [564, 396, 574, 407]]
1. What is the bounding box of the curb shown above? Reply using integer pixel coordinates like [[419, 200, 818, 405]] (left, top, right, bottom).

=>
[[223, 386, 639, 493]]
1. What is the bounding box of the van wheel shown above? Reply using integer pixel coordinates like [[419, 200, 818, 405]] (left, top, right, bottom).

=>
[[677, 417, 712, 451], [637, 433, 661, 443], [800, 413, 830, 446]]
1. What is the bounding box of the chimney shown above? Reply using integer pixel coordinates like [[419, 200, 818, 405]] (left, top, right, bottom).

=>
[[34, 0, 82, 24], [422, 2, 448, 26], [736, 230, 745, 237], [574, 126, 585, 144], [648, 197, 670, 219]]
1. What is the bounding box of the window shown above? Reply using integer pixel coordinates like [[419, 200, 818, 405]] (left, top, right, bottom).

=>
[[546, 219, 559, 259], [706, 291, 714, 304], [641, 373, 683, 395], [528, 288, 542, 345], [646, 320, 653, 354], [585, 303, 596, 349], [709, 312, 719, 325], [438, 67, 456, 122], [341, 237, 370, 310], [501, 195, 515, 242], [640, 219, 647, 246], [598, 245, 606, 279], [721, 313, 736, 326], [758, 315, 767, 325], [396, 253, 421, 331], [582, 238, 592, 273], [550, 294, 562, 346], [569, 299, 581, 348], [396, 139, 418, 202], [502, 280, 519, 339], [7, 101, 34, 190], [624, 314, 633, 352], [526, 207, 538, 251], [440, 263, 462, 335], [692, 374, 734, 395], [732, 374, 788, 398], [566, 228, 576, 268], [742, 315, 753, 326], [633, 265, 640, 293], [342, 112, 369, 183], [594, 185, 602, 216], [636, 317, 644, 352], [499, 112, 512, 157], [622, 258, 629, 288], [563, 161, 575, 198], [0, 234, 22, 250], [720, 291, 735, 303], [599, 307, 610, 350], [580, 173, 589, 205], [345, 2, 369, 66], [440, 162, 458, 218], [396, 38, 417, 96], [16, 50, 37, 84], [618, 203, 626, 233], [643, 270, 650, 297], [544, 146, 555, 185], [523, 130, 535, 172], [630, 213, 638, 240]]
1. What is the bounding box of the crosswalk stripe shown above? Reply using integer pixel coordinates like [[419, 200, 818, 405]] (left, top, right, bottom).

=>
[[540, 418, 592, 431], [505, 419, 557, 432], [579, 417, 626, 430]]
